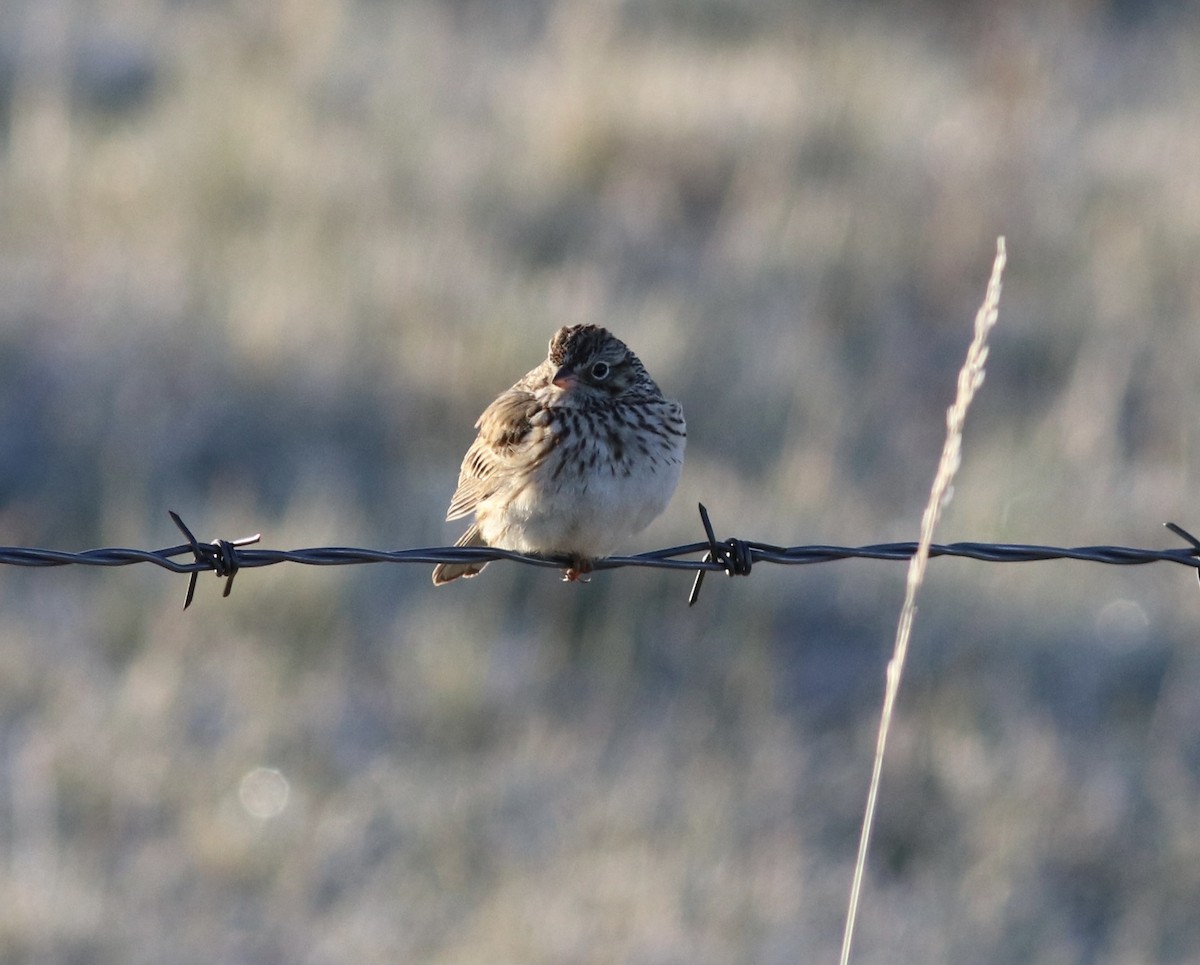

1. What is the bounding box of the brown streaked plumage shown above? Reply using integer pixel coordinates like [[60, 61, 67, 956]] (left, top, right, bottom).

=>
[[433, 325, 686, 584]]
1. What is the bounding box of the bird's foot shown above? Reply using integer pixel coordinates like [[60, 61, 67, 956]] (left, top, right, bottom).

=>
[[562, 557, 593, 583]]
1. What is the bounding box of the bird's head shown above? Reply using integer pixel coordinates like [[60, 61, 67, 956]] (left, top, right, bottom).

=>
[[546, 325, 647, 400]]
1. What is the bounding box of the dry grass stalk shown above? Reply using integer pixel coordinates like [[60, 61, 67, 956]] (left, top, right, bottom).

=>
[[839, 237, 1007, 965]]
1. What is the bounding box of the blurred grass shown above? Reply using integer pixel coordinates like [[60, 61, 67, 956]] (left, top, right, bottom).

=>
[[1, 0, 1200, 962]]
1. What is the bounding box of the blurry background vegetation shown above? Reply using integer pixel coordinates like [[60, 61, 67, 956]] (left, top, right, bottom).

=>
[[0, 0, 1199, 962]]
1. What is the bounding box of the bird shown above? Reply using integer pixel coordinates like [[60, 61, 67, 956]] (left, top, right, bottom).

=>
[[432, 324, 686, 585]]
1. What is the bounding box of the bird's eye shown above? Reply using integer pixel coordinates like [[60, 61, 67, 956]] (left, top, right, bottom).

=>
[[590, 361, 611, 381]]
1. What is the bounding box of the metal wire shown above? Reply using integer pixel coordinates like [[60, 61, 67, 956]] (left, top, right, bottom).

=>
[[0, 507, 1197, 608]]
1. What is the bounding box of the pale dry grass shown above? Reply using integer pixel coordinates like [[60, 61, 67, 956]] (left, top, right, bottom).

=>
[[842, 238, 1005, 965], [0, 1, 1199, 963]]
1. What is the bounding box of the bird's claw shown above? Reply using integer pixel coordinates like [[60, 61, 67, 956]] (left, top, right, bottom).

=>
[[562, 558, 593, 583]]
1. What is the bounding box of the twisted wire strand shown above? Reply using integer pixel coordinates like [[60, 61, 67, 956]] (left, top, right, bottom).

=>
[[0, 508, 1196, 608], [2, 540, 1197, 572]]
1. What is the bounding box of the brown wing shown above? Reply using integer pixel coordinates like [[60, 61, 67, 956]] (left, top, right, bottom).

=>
[[445, 388, 548, 521]]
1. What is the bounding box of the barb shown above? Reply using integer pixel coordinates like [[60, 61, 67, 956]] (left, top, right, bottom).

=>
[[168, 511, 261, 609], [0, 508, 1197, 607], [687, 503, 754, 606], [1165, 522, 1200, 588]]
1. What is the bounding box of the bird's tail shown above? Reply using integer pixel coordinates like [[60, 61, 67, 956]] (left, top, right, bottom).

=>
[[432, 524, 489, 585]]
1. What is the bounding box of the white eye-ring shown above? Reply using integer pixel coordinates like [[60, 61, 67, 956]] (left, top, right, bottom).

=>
[[590, 360, 611, 381]]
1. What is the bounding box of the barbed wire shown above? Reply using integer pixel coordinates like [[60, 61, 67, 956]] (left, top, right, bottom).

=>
[[0, 507, 1197, 609]]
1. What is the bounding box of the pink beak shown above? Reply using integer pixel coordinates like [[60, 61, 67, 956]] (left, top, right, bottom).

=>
[[552, 365, 577, 390]]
